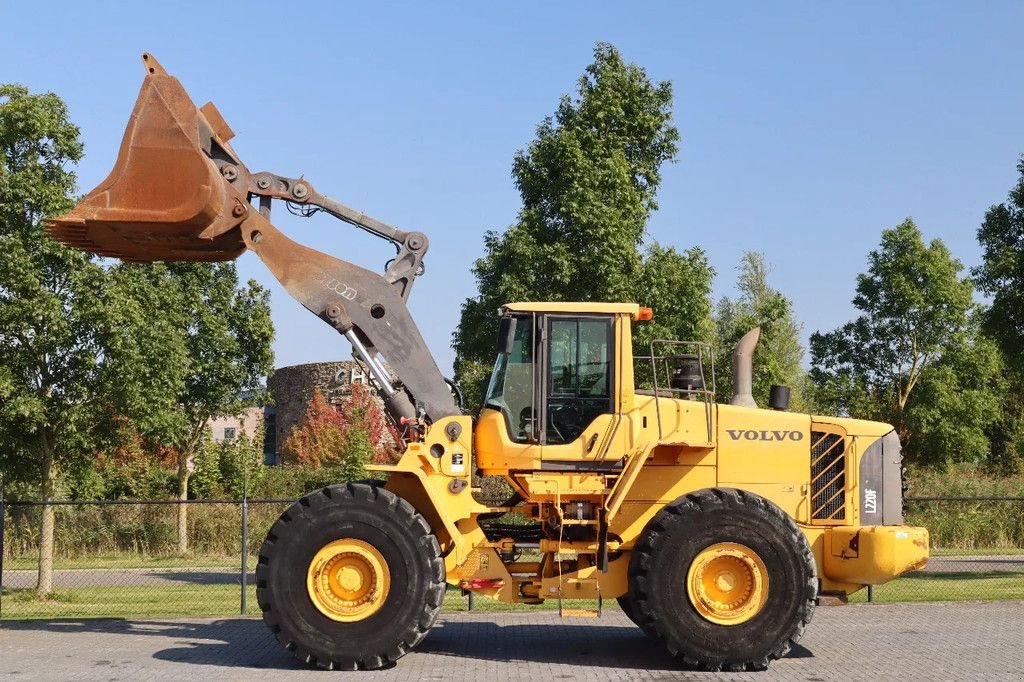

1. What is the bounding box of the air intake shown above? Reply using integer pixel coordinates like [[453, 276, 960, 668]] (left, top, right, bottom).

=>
[[810, 431, 847, 522]]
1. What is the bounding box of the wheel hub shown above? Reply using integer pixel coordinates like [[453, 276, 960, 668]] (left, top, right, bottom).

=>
[[687, 542, 768, 625], [307, 538, 390, 622]]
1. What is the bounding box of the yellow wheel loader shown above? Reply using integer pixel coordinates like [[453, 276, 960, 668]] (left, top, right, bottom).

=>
[[51, 55, 929, 672]]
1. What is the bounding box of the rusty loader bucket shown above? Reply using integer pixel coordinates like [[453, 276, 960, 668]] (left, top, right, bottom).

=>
[[48, 54, 249, 261]]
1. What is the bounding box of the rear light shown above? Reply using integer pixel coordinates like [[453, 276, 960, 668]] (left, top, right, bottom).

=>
[[459, 578, 506, 590]]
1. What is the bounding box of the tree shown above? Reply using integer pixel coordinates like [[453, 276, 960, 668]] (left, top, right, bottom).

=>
[[118, 261, 274, 553], [900, 319, 1004, 467], [632, 243, 716, 391], [281, 385, 392, 479], [191, 423, 266, 499], [453, 42, 704, 410], [0, 84, 102, 595], [973, 156, 1024, 472], [282, 389, 347, 468], [809, 219, 1000, 465], [975, 156, 1024, 368], [634, 243, 715, 351], [714, 252, 806, 408]]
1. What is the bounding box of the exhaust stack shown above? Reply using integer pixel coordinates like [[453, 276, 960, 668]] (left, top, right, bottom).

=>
[[730, 327, 761, 408]]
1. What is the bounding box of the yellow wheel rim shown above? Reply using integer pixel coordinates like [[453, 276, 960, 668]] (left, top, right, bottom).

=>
[[686, 542, 768, 625], [306, 538, 390, 622]]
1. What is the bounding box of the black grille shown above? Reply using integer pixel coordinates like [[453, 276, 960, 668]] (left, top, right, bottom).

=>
[[811, 431, 846, 521]]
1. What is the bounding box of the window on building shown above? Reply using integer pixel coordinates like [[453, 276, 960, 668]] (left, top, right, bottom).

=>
[[223, 427, 237, 441]]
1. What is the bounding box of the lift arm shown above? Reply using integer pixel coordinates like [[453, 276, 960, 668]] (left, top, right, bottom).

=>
[[47, 53, 459, 425]]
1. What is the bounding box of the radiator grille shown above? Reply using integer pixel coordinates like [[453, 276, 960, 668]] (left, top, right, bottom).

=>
[[810, 431, 846, 522]]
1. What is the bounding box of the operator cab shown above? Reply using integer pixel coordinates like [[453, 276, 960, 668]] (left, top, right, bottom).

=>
[[474, 302, 645, 472]]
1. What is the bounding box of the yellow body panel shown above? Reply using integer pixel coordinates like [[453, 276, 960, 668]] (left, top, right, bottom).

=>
[[824, 525, 930, 584], [380, 309, 928, 609], [503, 301, 642, 317]]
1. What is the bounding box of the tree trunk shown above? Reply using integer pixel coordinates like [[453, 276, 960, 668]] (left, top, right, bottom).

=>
[[36, 435, 56, 598], [176, 451, 191, 554]]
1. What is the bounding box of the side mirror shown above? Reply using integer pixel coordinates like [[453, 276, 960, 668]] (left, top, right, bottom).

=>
[[496, 316, 517, 355]]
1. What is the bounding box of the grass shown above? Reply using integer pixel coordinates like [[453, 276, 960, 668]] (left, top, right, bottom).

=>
[[2, 572, 1021, 620], [848, 570, 1024, 603], [3, 555, 244, 570], [0, 584, 558, 620], [1, 584, 254, 620], [3, 546, 1020, 571], [930, 547, 1024, 557]]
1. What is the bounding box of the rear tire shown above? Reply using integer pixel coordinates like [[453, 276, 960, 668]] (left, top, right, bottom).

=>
[[616, 594, 657, 636], [256, 483, 445, 670], [616, 595, 639, 625], [628, 488, 816, 672]]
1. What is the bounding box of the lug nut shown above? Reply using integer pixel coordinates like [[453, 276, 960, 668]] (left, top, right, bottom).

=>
[[256, 175, 271, 190], [292, 183, 309, 200], [221, 165, 238, 181], [232, 203, 247, 217]]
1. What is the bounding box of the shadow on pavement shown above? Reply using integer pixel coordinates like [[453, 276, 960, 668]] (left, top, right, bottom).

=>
[[1, 617, 303, 671], [419, 619, 813, 671], [150, 570, 254, 585], [0, 614, 814, 671]]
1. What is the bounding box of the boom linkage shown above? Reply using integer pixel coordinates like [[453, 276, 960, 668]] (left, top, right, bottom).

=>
[[228, 174, 458, 427], [239, 170, 429, 302], [46, 52, 458, 428]]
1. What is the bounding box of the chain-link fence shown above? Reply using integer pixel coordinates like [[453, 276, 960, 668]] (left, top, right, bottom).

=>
[[0, 498, 291, 620], [861, 496, 1024, 603], [1, 495, 1021, 619]]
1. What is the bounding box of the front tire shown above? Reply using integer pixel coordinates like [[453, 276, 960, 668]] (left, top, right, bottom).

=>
[[256, 483, 445, 670], [628, 488, 816, 672]]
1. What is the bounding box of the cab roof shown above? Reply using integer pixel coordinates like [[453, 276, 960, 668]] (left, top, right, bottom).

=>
[[502, 302, 643, 317]]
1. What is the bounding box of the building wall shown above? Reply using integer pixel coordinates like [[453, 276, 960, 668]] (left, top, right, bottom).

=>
[[208, 407, 265, 443]]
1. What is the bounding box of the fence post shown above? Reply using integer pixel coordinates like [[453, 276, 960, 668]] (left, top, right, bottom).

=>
[[0, 482, 5, 623], [467, 590, 474, 612], [867, 584, 873, 602], [240, 467, 249, 616]]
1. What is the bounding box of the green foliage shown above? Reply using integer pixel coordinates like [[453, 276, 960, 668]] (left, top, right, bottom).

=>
[[0, 83, 105, 494], [281, 389, 346, 467], [97, 456, 176, 500], [280, 387, 391, 482], [975, 156, 1024, 370], [453, 42, 712, 412], [109, 262, 275, 457], [339, 428, 372, 483], [902, 324, 1004, 466], [634, 243, 715, 351], [905, 464, 1024, 549], [973, 156, 1024, 473], [713, 252, 806, 408], [810, 219, 1000, 465], [248, 465, 371, 499], [192, 427, 266, 499]]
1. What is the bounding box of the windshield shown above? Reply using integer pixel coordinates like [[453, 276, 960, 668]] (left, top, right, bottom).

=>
[[484, 315, 535, 442]]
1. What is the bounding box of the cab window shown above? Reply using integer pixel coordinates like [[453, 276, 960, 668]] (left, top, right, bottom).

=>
[[545, 316, 613, 444], [484, 315, 536, 443]]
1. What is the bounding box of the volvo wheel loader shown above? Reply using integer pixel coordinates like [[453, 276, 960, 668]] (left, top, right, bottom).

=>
[[50, 54, 929, 672]]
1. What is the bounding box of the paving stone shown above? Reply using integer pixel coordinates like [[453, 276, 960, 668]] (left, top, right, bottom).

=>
[[0, 601, 1021, 681]]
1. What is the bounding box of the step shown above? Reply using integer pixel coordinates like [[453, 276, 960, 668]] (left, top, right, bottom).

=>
[[558, 577, 602, 618], [559, 608, 600, 618]]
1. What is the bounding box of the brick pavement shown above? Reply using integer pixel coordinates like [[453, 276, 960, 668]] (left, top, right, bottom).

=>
[[0, 601, 1021, 681]]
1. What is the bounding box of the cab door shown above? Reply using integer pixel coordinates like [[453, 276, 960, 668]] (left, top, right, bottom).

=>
[[540, 315, 627, 466], [473, 313, 543, 471]]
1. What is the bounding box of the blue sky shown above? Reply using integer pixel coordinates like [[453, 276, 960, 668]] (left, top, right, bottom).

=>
[[3, 2, 1023, 375]]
